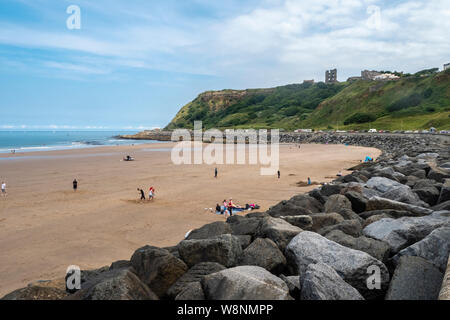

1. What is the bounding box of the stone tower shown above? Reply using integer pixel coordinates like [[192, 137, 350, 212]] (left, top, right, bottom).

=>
[[325, 69, 337, 83]]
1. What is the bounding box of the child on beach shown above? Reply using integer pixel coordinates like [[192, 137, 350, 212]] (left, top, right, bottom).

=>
[[223, 200, 229, 216], [148, 187, 155, 201], [73, 179, 78, 191]]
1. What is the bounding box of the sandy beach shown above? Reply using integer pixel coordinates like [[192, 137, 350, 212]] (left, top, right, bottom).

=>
[[0, 142, 381, 296]]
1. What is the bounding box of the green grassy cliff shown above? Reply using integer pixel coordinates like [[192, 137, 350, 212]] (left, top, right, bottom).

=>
[[165, 69, 450, 131]]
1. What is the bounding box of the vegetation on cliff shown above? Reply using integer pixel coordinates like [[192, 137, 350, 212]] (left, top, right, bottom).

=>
[[165, 69, 450, 131]]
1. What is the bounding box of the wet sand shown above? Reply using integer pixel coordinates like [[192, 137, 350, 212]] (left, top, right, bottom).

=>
[[0, 142, 380, 295]]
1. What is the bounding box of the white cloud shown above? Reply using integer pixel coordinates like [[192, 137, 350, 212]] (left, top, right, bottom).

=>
[[0, 0, 449, 85]]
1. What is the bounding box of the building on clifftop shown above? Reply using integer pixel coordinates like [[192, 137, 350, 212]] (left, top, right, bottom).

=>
[[325, 69, 337, 83]]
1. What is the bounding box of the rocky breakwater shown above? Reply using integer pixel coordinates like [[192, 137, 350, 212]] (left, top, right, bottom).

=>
[[119, 130, 174, 141], [2, 136, 450, 300]]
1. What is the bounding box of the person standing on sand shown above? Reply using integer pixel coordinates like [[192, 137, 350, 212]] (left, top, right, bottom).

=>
[[223, 199, 229, 216], [138, 188, 146, 200], [214, 168, 218, 178], [1, 181, 6, 196], [307, 177, 311, 185], [277, 170, 281, 179], [228, 198, 234, 216], [73, 179, 78, 191]]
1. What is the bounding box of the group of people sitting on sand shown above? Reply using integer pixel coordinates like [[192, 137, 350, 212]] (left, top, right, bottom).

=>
[[137, 186, 155, 201], [215, 198, 260, 216]]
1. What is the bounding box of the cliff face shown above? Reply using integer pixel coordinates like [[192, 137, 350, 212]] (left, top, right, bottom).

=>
[[197, 90, 272, 112], [165, 88, 275, 130], [165, 69, 450, 131]]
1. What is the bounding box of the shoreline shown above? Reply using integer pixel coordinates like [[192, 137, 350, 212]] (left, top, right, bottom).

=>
[[0, 142, 380, 296]]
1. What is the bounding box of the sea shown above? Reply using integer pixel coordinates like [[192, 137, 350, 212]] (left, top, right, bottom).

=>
[[0, 131, 158, 154]]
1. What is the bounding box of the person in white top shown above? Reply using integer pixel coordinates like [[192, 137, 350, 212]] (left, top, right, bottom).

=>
[[1, 182, 6, 196]]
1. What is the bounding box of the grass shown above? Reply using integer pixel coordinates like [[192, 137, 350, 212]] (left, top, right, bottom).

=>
[[165, 69, 450, 131]]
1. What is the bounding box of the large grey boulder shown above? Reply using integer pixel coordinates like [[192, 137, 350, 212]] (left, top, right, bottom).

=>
[[167, 262, 225, 298], [318, 219, 363, 238], [437, 180, 450, 204], [238, 238, 286, 273], [433, 200, 450, 211], [365, 196, 433, 216], [310, 212, 344, 232], [392, 226, 450, 272], [320, 184, 343, 197], [80, 266, 110, 285], [228, 217, 261, 237], [428, 167, 450, 183], [413, 179, 438, 190], [362, 212, 450, 254], [386, 256, 444, 300], [130, 246, 188, 297], [267, 194, 323, 217], [256, 217, 302, 251], [363, 213, 393, 228], [2, 286, 67, 300], [178, 234, 242, 268], [308, 188, 328, 204], [279, 275, 301, 300], [186, 221, 232, 240], [366, 177, 403, 193], [109, 260, 132, 271], [286, 231, 389, 299], [300, 263, 364, 300], [235, 235, 252, 250], [324, 194, 353, 213], [410, 169, 427, 179], [413, 187, 440, 206], [373, 167, 399, 181], [202, 266, 292, 300], [417, 153, 439, 160], [279, 215, 313, 230], [174, 282, 205, 300], [67, 268, 158, 300], [325, 230, 390, 262], [334, 208, 363, 222], [381, 185, 428, 207], [345, 191, 368, 213]]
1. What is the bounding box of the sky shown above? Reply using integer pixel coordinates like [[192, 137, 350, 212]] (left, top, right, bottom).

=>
[[0, 0, 449, 130]]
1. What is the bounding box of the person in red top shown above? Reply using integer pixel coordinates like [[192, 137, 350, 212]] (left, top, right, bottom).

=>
[[148, 187, 155, 201], [228, 198, 234, 216]]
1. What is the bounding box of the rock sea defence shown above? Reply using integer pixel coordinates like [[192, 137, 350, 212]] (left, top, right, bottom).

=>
[[2, 134, 450, 300]]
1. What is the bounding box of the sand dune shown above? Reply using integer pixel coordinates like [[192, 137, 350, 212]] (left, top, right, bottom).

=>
[[0, 142, 380, 295]]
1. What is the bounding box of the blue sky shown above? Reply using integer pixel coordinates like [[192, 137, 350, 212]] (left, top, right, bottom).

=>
[[0, 0, 449, 130]]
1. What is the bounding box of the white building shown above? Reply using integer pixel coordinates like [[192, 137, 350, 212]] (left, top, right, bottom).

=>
[[373, 73, 400, 81], [444, 63, 450, 70]]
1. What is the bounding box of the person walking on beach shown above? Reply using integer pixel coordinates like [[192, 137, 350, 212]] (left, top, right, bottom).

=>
[[73, 179, 78, 192], [1, 181, 6, 197], [138, 188, 146, 201], [277, 170, 281, 179], [307, 177, 311, 185], [214, 168, 218, 178], [148, 187, 155, 201]]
